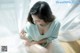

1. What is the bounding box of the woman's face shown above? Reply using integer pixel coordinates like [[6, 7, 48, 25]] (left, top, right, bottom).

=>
[[32, 15, 46, 26]]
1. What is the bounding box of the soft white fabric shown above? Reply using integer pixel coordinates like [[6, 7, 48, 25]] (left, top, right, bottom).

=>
[[0, 0, 80, 53]]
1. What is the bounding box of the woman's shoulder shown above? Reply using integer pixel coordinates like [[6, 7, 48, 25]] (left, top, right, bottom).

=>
[[52, 19, 60, 26], [54, 19, 61, 26], [25, 22, 35, 28], [23, 22, 35, 32]]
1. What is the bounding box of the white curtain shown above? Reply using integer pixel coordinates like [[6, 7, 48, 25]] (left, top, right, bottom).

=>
[[0, 0, 80, 53], [0, 0, 30, 53]]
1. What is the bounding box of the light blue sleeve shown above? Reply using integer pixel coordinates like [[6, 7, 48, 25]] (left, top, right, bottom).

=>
[[47, 21, 61, 43], [23, 22, 33, 41]]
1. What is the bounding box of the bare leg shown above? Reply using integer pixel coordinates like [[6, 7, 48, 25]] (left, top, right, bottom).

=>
[[46, 39, 65, 53], [46, 43, 53, 53], [23, 40, 48, 53], [29, 44, 48, 53]]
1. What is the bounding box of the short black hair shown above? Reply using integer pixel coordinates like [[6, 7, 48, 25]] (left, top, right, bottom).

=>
[[27, 1, 55, 24]]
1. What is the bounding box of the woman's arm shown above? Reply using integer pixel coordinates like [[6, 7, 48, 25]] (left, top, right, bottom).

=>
[[47, 21, 61, 43], [29, 38, 47, 46], [20, 30, 47, 46], [37, 38, 47, 45], [20, 29, 33, 46]]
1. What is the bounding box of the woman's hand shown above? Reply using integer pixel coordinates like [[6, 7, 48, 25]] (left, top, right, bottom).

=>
[[20, 30, 31, 43], [20, 30, 28, 40], [28, 38, 47, 46], [20, 30, 32, 46]]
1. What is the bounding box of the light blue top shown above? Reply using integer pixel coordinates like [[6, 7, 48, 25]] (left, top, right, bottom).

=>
[[24, 19, 60, 47]]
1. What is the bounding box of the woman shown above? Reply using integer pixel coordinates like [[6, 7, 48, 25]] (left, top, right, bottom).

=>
[[20, 1, 65, 53]]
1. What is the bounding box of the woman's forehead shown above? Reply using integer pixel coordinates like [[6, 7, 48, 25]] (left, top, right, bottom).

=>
[[32, 15, 40, 19], [32, 15, 38, 17]]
